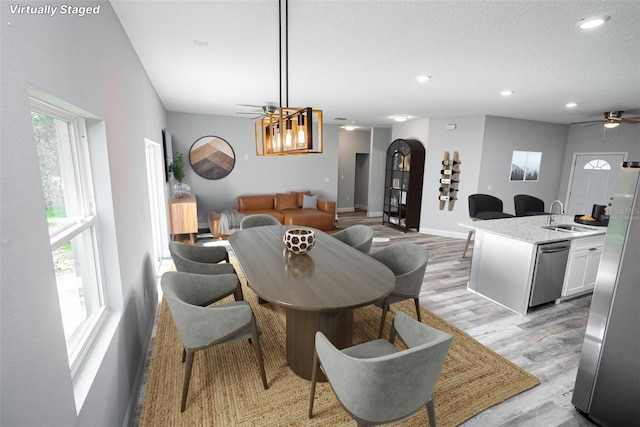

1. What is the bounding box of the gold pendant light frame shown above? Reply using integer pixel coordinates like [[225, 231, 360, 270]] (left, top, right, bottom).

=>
[[255, 0, 323, 156]]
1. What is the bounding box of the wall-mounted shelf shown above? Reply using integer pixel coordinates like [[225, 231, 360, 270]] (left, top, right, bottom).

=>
[[438, 151, 461, 211]]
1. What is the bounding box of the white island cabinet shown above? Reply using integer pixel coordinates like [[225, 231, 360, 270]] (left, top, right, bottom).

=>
[[562, 235, 605, 299], [461, 215, 606, 315]]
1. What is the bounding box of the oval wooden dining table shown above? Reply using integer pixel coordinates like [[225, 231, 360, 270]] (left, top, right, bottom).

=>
[[228, 225, 395, 380]]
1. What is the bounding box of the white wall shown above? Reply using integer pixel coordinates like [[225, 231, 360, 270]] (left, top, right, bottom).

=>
[[167, 112, 340, 226], [423, 116, 487, 236], [1, 2, 165, 425]]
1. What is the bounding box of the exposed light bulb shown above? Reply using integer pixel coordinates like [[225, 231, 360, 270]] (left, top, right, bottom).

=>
[[284, 119, 293, 148], [297, 114, 306, 146]]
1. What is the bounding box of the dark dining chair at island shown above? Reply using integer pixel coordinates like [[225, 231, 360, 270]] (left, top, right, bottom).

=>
[[161, 271, 268, 412], [228, 225, 395, 381], [463, 194, 515, 258], [514, 194, 548, 217], [368, 242, 429, 338], [308, 312, 453, 426]]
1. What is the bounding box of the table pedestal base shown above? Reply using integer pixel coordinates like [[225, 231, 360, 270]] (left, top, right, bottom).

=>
[[285, 308, 353, 381]]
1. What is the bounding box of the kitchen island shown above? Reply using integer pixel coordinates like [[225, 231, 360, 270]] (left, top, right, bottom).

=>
[[460, 215, 606, 315]]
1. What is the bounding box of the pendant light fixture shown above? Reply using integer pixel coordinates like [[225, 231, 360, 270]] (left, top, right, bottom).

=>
[[255, 0, 323, 156]]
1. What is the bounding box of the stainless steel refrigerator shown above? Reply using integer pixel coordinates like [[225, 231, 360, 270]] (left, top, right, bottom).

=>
[[572, 161, 640, 425]]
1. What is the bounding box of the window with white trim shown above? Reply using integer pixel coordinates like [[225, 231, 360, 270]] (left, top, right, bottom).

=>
[[31, 98, 107, 375], [583, 159, 612, 170]]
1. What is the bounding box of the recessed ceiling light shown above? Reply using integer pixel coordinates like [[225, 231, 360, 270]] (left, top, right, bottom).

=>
[[416, 75, 432, 83], [500, 90, 514, 97], [566, 102, 578, 108], [577, 15, 610, 29], [392, 115, 409, 122], [343, 125, 356, 131]]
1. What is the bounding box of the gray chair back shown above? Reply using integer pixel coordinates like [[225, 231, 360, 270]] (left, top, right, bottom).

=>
[[310, 312, 453, 426], [240, 214, 280, 229], [332, 225, 375, 253], [169, 241, 232, 274]]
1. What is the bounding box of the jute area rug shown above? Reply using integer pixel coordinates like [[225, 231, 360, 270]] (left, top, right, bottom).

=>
[[140, 261, 539, 426]]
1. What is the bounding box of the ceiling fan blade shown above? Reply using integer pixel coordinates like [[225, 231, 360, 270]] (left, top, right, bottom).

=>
[[621, 117, 640, 124], [585, 122, 604, 128], [236, 111, 262, 115], [238, 103, 265, 108]]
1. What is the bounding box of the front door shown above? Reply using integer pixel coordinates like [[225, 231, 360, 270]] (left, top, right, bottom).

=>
[[566, 153, 626, 215]]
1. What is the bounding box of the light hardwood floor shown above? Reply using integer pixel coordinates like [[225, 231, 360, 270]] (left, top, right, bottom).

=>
[[135, 211, 597, 426], [338, 211, 596, 427]]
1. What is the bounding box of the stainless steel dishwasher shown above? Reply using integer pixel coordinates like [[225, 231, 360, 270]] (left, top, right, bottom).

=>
[[529, 240, 570, 307]]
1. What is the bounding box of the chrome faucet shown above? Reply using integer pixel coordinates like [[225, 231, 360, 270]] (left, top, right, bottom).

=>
[[548, 200, 564, 225]]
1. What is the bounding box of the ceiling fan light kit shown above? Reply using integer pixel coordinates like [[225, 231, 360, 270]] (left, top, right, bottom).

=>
[[255, 0, 323, 156]]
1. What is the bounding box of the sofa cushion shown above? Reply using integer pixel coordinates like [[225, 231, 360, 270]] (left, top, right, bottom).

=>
[[237, 194, 275, 211], [275, 193, 298, 211], [281, 209, 334, 230], [302, 194, 318, 209], [291, 190, 311, 208]]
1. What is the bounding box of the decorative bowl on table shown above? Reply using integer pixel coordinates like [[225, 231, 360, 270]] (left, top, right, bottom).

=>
[[283, 228, 315, 255]]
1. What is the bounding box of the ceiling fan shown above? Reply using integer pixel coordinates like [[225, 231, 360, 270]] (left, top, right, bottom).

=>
[[573, 111, 640, 129], [236, 104, 278, 120]]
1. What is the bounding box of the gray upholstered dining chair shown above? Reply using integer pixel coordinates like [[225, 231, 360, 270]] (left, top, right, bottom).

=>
[[169, 241, 242, 300], [161, 271, 268, 412], [309, 311, 453, 427], [368, 242, 429, 338], [240, 214, 280, 229], [331, 224, 375, 254]]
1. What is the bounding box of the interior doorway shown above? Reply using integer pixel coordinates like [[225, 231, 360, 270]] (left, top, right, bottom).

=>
[[566, 153, 626, 215], [354, 153, 370, 211], [145, 138, 169, 272]]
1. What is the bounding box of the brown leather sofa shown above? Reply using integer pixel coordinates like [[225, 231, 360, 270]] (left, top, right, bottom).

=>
[[208, 191, 336, 238]]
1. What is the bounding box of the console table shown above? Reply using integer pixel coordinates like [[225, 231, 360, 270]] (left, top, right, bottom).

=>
[[168, 194, 197, 243]]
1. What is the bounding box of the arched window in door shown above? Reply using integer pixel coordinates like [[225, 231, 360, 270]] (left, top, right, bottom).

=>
[[584, 159, 611, 170]]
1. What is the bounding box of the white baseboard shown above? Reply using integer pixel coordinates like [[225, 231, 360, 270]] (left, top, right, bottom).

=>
[[336, 207, 355, 213], [419, 227, 468, 239]]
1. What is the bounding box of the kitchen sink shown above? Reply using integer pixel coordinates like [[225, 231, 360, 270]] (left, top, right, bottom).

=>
[[541, 224, 595, 233]]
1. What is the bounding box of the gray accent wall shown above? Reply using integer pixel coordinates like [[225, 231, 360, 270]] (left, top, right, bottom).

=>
[[337, 128, 371, 212], [479, 116, 569, 216], [368, 127, 392, 216], [1, 2, 165, 426], [167, 112, 339, 227]]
